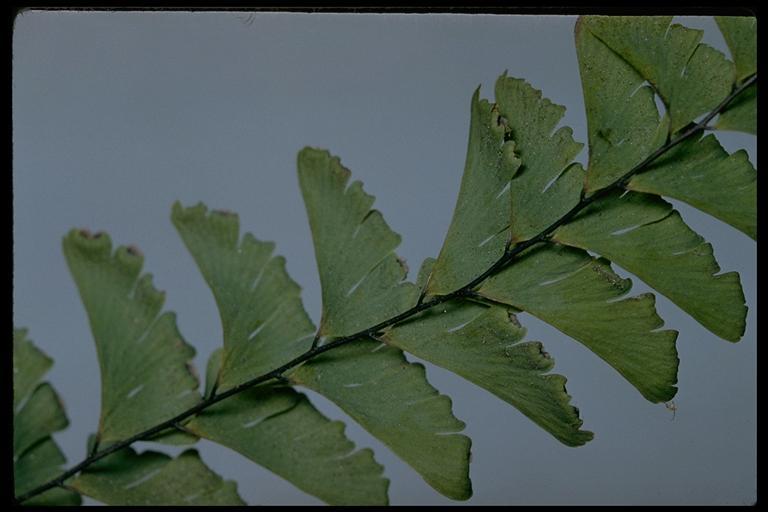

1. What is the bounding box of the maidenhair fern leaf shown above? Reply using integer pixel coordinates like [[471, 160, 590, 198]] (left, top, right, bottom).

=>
[[297, 147, 419, 337], [715, 16, 757, 134], [15, 439, 82, 506], [288, 342, 472, 501], [552, 191, 747, 342], [14, 16, 756, 506], [628, 133, 756, 239], [579, 16, 735, 134], [495, 74, 585, 243], [575, 17, 669, 193], [13, 328, 53, 412], [14, 383, 68, 463], [13, 329, 81, 506], [382, 298, 594, 447], [62, 230, 201, 444], [424, 88, 520, 296], [186, 349, 389, 506], [479, 244, 679, 403], [71, 448, 244, 505], [715, 16, 756, 82], [171, 202, 315, 391], [715, 83, 757, 134]]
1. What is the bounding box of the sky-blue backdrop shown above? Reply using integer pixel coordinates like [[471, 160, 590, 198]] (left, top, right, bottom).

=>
[[13, 12, 756, 505]]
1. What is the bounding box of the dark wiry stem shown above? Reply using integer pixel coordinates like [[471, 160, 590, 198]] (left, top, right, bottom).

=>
[[14, 73, 755, 505]]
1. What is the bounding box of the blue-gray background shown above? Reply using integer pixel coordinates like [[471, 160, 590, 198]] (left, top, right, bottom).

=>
[[13, 12, 756, 505]]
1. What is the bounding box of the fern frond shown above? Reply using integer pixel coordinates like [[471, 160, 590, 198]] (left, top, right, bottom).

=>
[[13, 329, 81, 506]]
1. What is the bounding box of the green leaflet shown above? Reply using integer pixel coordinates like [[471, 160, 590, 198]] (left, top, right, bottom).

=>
[[62, 230, 201, 444], [716, 82, 757, 134], [14, 383, 68, 462], [580, 16, 735, 134], [171, 202, 315, 391], [15, 440, 82, 506], [628, 133, 757, 239], [495, 74, 585, 242], [13, 328, 52, 413], [425, 88, 520, 296], [553, 191, 746, 342], [187, 349, 389, 506], [383, 300, 593, 447], [297, 147, 419, 337], [13, 329, 81, 505], [479, 244, 679, 403], [715, 16, 757, 81], [71, 448, 244, 505], [714, 16, 756, 134], [575, 17, 669, 193], [288, 341, 472, 501]]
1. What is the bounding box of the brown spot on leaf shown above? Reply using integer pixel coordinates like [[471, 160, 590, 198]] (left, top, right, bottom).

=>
[[186, 362, 200, 385], [507, 310, 521, 328], [126, 245, 143, 258], [396, 256, 409, 278], [591, 262, 624, 289]]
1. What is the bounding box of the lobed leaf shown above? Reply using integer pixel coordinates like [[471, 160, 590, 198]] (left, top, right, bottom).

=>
[[553, 191, 747, 341], [714, 16, 757, 134], [62, 230, 201, 444], [575, 17, 669, 193], [186, 349, 389, 506], [15, 439, 82, 506], [579, 16, 735, 134], [13, 328, 53, 413], [297, 147, 419, 337], [425, 88, 520, 295], [288, 341, 473, 501], [716, 82, 757, 134], [479, 244, 679, 403], [495, 74, 585, 243], [71, 448, 244, 505], [171, 202, 315, 391], [715, 16, 757, 82], [13, 329, 81, 505], [628, 133, 756, 239], [14, 383, 68, 462], [383, 299, 593, 447]]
